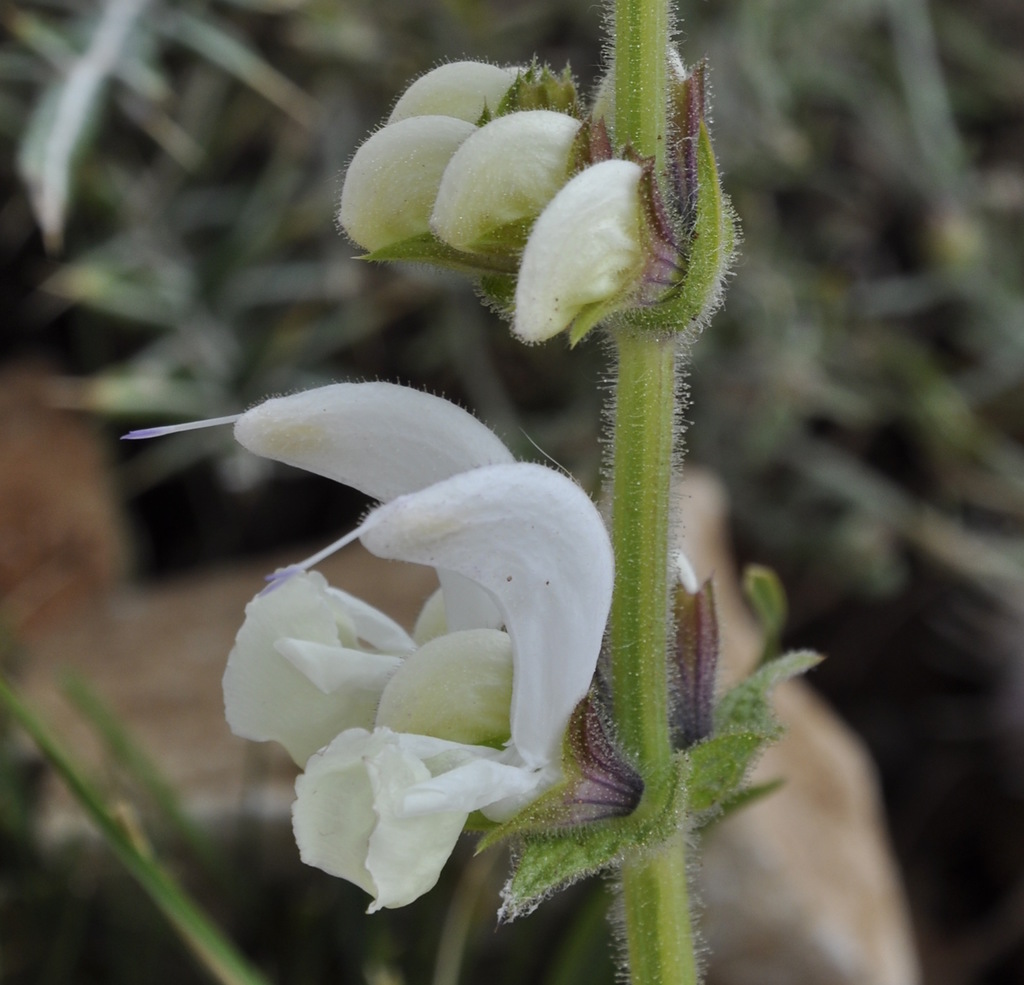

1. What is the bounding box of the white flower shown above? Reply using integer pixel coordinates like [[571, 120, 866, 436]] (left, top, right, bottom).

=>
[[338, 116, 476, 252], [514, 158, 644, 343], [431, 110, 582, 253], [387, 61, 523, 124], [223, 570, 412, 766], [224, 382, 614, 910]]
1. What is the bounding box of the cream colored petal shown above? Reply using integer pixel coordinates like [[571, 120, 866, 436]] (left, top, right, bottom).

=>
[[324, 584, 415, 653], [338, 116, 475, 251], [514, 159, 644, 342], [431, 110, 581, 252], [223, 572, 399, 766], [359, 462, 614, 767], [234, 382, 513, 632], [412, 586, 447, 645], [401, 756, 549, 817], [388, 61, 521, 123], [234, 382, 514, 506], [293, 729, 467, 911], [375, 629, 513, 745]]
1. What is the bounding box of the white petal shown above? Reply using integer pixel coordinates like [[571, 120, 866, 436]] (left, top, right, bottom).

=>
[[431, 110, 581, 252], [233, 382, 514, 505], [293, 729, 466, 911], [514, 159, 644, 342], [412, 586, 447, 645], [388, 61, 521, 124], [359, 463, 614, 766], [237, 380, 512, 626], [375, 628, 513, 745], [400, 757, 548, 816], [324, 584, 416, 653], [275, 639, 401, 696], [234, 382, 512, 631], [223, 572, 400, 766], [338, 116, 476, 252]]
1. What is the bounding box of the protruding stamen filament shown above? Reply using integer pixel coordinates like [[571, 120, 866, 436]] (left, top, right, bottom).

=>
[[261, 525, 366, 594], [121, 415, 241, 440]]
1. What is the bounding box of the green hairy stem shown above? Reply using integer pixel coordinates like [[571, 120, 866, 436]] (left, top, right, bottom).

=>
[[609, 1, 700, 982]]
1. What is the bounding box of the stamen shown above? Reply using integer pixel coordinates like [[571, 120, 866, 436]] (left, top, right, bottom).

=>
[[121, 415, 241, 440], [260, 525, 366, 594]]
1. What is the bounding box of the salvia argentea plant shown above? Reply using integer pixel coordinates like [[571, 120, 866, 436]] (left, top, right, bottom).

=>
[[126, 11, 822, 984]]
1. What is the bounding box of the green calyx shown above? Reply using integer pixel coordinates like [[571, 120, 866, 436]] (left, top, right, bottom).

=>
[[481, 625, 821, 919], [493, 63, 581, 120], [361, 232, 519, 276]]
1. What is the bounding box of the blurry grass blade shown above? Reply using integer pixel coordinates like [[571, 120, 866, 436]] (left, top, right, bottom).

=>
[[0, 673, 271, 985], [432, 852, 500, 985], [541, 887, 614, 985], [885, 0, 965, 193], [117, 90, 205, 169], [16, 0, 153, 251], [6, 8, 79, 70], [169, 10, 317, 127], [51, 371, 213, 420], [39, 257, 186, 328], [61, 672, 226, 880]]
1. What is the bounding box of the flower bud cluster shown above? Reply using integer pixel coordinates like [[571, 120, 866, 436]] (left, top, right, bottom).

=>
[[338, 54, 737, 346]]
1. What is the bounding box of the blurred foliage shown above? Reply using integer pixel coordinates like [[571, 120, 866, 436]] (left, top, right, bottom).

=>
[[685, 0, 1024, 616], [3, 0, 1024, 981]]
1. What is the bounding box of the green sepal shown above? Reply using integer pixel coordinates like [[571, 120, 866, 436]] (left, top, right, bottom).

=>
[[496, 63, 580, 118], [362, 232, 517, 276], [455, 218, 533, 257], [660, 121, 738, 332], [495, 759, 686, 921], [742, 564, 789, 664], [477, 273, 517, 314], [567, 298, 621, 347], [714, 649, 823, 739]]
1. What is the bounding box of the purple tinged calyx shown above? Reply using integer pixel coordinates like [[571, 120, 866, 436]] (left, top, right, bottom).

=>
[[670, 573, 719, 749], [557, 694, 644, 825]]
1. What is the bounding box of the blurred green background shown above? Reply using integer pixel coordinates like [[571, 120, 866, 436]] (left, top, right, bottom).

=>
[[1, 0, 1023, 982]]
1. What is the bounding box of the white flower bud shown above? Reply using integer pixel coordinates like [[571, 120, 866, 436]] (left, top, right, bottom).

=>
[[431, 110, 582, 253], [388, 61, 522, 124], [514, 159, 644, 343], [339, 115, 476, 252]]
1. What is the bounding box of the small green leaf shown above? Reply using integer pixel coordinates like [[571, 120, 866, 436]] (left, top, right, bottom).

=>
[[742, 564, 788, 664], [686, 731, 763, 813], [714, 649, 823, 738], [714, 779, 785, 821]]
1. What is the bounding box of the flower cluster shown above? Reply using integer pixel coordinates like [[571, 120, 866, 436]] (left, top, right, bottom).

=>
[[338, 55, 737, 346], [218, 383, 615, 910]]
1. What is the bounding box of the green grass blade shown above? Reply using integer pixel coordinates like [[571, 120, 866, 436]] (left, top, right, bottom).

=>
[[60, 672, 228, 882], [0, 672, 271, 985], [15, 0, 153, 250]]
